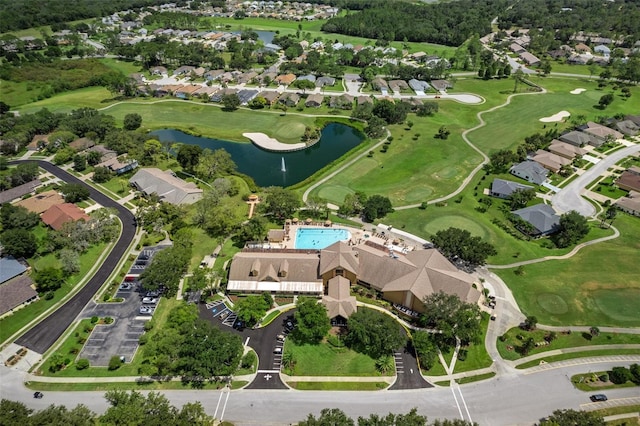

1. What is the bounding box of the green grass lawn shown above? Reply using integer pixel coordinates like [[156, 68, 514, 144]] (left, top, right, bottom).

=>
[[17, 86, 115, 113], [494, 214, 640, 326], [457, 372, 496, 385], [454, 313, 493, 373], [515, 349, 640, 369], [497, 327, 640, 361], [288, 382, 388, 390], [571, 371, 639, 392], [101, 101, 316, 144], [284, 339, 384, 376], [0, 243, 108, 345], [27, 379, 233, 392]]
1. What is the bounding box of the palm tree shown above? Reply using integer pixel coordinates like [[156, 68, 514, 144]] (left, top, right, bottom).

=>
[[375, 355, 395, 374], [282, 351, 295, 373]]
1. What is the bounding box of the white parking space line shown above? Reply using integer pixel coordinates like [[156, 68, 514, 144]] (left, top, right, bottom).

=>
[[244, 337, 250, 346]]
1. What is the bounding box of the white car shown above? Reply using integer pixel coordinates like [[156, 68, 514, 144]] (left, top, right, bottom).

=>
[[142, 297, 158, 305], [139, 306, 154, 315], [273, 347, 282, 354]]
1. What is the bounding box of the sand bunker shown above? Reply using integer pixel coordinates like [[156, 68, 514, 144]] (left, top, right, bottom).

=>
[[243, 132, 306, 152], [539, 111, 571, 123], [570, 88, 586, 94]]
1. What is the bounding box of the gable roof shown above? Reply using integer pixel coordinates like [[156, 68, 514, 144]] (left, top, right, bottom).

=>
[[322, 276, 357, 319], [532, 149, 572, 172], [319, 242, 359, 275], [548, 140, 587, 159], [0, 256, 27, 284], [129, 168, 203, 205], [614, 119, 640, 136], [512, 204, 560, 235], [41, 203, 90, 230], [0, 179, 42, 204], [582, 121, 623, 141], [616, 171, 640, 192], [0, 275, 38, 316], [490, 179, 533, 198]]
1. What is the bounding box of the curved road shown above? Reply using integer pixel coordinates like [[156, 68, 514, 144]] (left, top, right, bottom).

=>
[[551, 144, 640, 217], [9, 161, 137, 354]]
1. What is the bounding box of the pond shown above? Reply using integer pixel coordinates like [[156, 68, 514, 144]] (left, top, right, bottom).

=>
[[150, 123, 365, 187], [232, 30, 275, 45]]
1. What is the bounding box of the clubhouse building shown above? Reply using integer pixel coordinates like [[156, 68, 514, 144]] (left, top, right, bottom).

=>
[[228, 239, 482, 322]]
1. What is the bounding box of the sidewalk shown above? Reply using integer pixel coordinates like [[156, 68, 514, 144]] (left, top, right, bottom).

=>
[[510, 345, 640, 368]]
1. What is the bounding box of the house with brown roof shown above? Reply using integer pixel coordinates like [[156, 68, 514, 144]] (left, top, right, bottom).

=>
[[305, 93, 324, 108], [279, 92, 300, 107], [581, 122, 623, 143], [616, 170, 640, 192], [532, 149, 572, 173], [41, 203, 90, 230], [258, 91, 280, 106], [519, 51, 540, 66], [15, 190, 64, 214], [575, 43, 591, 53], [69, 137, 95, 152], [129, 168, 203, 205], [87, 145, 117, 162], [548, 140, 587, 159], [615, 191, 640, 216], [322, 276, 357, 324], [27, 134, 50, 151], [227, 240, 481, 316], [275, 73, 296, 85]]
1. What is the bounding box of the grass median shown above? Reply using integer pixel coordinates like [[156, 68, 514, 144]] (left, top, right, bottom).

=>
[[287, 382, 388, 391], [515, 348, 640, 369]]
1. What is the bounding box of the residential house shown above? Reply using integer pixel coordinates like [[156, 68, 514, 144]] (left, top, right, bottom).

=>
[[173, 65, 195, 76], [594, 45, 611, 57], [329, 94, 354, 110], [258, 91, 280, 106], [388, 80, 409, 92], [625, 115, 640, 127], [430, 80, 452, 92], [575, 43, 591, 53], [408, 79, 430, 94], [371, 77, 389, 92], [580, 121, 623, 144], [204, 69, 224, 81], [510, 161, 549, 185], [547, 49, 567, 60], [510, 43, 525, 54], [129, 168, 203, 205], [627, 166, 640, 176], [129, 73, 145, 84], [237, 71, 258, 84], [614, 119, 639, 136], [174, 85, 201, 99], [87, 145, 117, 162], [519, 51, 540, 66], [616, 170, 640, 193], [0, 180, 42, 204], [305, 94, 324, 108], [227, 241, 480, 314], [512, 204, 560, 237], [150, 66, 168, 76], [27, 134, 50, 151], [357, 95, 374, 105], [69, 137, 95, 151], [15, 190, 64, 214], [615, 190, 640, 216], [490, 179, 534, 199], [193, 86, 217, 98], [258, 71, 278, 85], [279, 92, 300, 107], [559, 130, 597, 147], [97, 157, 139, 175], [315, 76, 335, 88], [0, 257, 38, 318], [275, 73, 296, 85], [193, 67, 206, 77], [411, 51, 428, 61], [567, 54, 590, 65], [41, 203, 90, 231], [297, 74, 316, 83], [548, 140, 587, 159], [532, 150, 572, 173], [211, 88, 238, 103], [237, 89, 259, 104]]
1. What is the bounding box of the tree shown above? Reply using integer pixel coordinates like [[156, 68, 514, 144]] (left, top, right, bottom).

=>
[[435, 126, 450, 139], [294, 79, 316, 92], [362, 195, 393, 222], [123, 113, 142, 131], [598, 93, 614, 109], [0, 204, 39, 230], [195, 148, 236, 181], [609, 366, 632, 384], [523, 315, 537, 331], [630, 363, 640, 384], [92, 166, 112, 183], [359, 408, 428, 426], [0, 228, 37, 258], [431, 227, 497, 266], [365, 116, 386, 138], [293, 297, 331, 344], [0, 101, 10, 115], [0, 399, 32, 424], [345, 308, 406, 359], [262, 186, 301, 221], [419, 291, 482, 350], [59, 183, 90, 203], [176, 144, 203, 173], [72, 154, 87, 172], [540, 409, 604, 426], [412, 330, 438, 369], [299, 408, 355, 426], [221, 93, 241, 111], [509, 188, 536, 209], [553, 210, 589, 248], [235, 295, 270, 327], [237, 216, 267, 243], [338, 192, 367, 217], [141, 242, 191, 296], [58, 248, 80, 274], [416, 102, 438, 117]]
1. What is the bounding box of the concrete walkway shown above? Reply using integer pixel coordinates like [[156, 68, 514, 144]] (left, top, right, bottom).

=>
[[510, 345, 640, 368]]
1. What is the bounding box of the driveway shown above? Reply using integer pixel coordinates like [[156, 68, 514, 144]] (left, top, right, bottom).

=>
[[551, 144, 640, 217], [10, 161, 137, 355]]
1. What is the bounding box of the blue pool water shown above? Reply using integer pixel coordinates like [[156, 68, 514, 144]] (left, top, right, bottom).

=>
[[295, 228, 351, 249]]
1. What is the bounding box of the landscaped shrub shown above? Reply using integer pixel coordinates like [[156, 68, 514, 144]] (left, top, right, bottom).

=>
[[44, 291, 55, 300], [104, 317, 114, 324], [609, 366, 632, 384], [138, 334, 149, 345], [75, 358, 90, 370], [144, 321, 154, 332], [241, 351, 256, 370], [457, 349, 468, 361], [90, 316, 99, 324], [327, 335, 345, 348], [108, 356, 122, 371], [69, 347, 79, 354]]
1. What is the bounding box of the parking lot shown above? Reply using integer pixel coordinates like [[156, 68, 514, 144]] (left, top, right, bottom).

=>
[[77, 246, 168, 366]]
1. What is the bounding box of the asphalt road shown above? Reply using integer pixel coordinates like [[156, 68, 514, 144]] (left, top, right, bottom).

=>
[[10, 161, 137, 354], [551, 144, 640, 217], [4, 360, 639, 425]]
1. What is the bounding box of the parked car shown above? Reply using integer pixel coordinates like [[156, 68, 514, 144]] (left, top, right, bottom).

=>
[[135, 260, 147, 266], [145, 290, 160, 298], [273, 347, 282, 354], [119, 283, 132, 291], [142, 297, 158, 305], [33, 392, 43, 399], [590, 394, 607, 402], [276, 334, 286, 342], [139, 306, 154, 315], [233, 320, 245, 331], [138, 254, 149, 261]]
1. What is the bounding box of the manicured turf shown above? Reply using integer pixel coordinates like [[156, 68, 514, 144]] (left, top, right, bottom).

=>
[[288, 382, 388, 390], [284, 340, 383, 376], [17, 86, 115, 113], [571, 371, 638, 392], [27, 379, 233, 392], [515, 349, 640, 369], [101, 101, 316, 144], [494, 215, 640, 326], [457, 372, 496, 384]]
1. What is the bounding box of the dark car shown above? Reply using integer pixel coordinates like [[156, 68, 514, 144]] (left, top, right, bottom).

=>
[[33, 392, 43, 399], [138, 254, 149, 261], [233, 320, 245, 331], [590, 394, 607, 402]]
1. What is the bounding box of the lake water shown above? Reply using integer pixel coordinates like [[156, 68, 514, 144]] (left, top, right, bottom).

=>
[[150, 123, 364, 187], [232, 30, 275, 45]]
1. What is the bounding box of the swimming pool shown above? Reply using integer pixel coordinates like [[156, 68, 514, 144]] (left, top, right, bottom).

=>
[[295, 228, 351, 249]]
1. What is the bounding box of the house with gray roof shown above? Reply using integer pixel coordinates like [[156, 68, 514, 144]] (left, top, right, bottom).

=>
[[408, 79, 430, 93], [129, 168, 203, 205], [510, 161, 548, 185], [0, 256, 27, 284], [0, 275, 38, 317], [512, 204, 560, 237], [559, 130, 597, 147], [316, 76, 335, 88], [0, 179, 41, 204], [297, 74, 316, 83], [614, 119, 639, 136], [490, 179, 533, 199]]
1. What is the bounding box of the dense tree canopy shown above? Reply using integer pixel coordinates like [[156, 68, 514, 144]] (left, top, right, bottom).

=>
[[293, 297, 331, 344], [235, 295, 270, 327], [539, 408, 604, 426], [552, 211, 589, 248], [0, 228, 37, 258], [345, 308, 406, 359], [431, 227, 497, 266], [362, 195, 393, 222], [419, 292, 482, 350], [140, 229, 192, 296], [261, 186, 301, 221]]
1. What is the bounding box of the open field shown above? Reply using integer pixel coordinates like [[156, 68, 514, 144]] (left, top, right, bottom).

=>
[[284, 340, 384, 376], [16, 86, 115, 113], [494, 215, 640, 326]]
